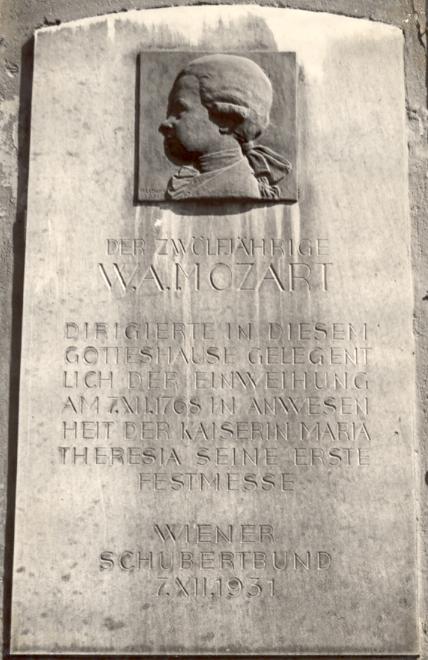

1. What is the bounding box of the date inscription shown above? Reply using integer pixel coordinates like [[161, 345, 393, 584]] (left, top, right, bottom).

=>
[[157, 575, 276, 598]]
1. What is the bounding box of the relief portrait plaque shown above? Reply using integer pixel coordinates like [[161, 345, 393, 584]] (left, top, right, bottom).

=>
[[10, 6, 418, 656], [138, 51, 297, 201]]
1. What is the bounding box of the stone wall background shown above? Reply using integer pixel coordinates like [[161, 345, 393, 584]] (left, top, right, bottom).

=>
[[0, 0, 426, 657]]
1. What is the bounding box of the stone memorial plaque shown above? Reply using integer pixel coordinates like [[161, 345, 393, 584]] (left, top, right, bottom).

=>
[[11, 6, 418, 655]]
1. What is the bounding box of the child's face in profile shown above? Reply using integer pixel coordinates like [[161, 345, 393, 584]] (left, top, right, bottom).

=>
[[159, 74, 227, 163]]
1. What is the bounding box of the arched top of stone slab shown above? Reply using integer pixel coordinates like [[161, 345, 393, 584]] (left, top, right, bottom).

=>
[[35, 5, 403, 45], [34, 5, 404, 96]]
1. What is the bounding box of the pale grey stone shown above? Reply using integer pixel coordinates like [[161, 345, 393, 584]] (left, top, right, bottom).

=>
[[10, 6, 418, 655]]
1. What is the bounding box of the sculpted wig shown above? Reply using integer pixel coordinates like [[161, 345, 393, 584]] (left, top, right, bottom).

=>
[[175, 54, 291, 198], [177, 54, 273, 142]]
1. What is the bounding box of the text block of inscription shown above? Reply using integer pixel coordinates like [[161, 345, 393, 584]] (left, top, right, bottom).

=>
[[11, 6, 418, 655]]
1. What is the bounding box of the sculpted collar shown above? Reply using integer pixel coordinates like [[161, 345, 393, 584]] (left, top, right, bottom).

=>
[[166, 143, 292, 200], [198, 147, 243, 173]]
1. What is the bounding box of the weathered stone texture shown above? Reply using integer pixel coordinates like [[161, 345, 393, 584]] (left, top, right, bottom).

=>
[[8, 5, 420, 656], [0, 0, 427, 658]]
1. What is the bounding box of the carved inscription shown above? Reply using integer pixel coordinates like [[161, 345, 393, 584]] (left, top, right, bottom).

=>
[[60, 310, 372, 495], [98, 235, 333, 294], [99, 522, 332, 599]]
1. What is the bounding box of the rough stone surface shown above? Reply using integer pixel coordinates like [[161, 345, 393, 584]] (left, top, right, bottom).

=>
[[8, 6, 418, 655]]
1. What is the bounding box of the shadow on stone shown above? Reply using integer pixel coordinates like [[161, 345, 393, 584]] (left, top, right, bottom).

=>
[[2, 36, 34, 656]]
